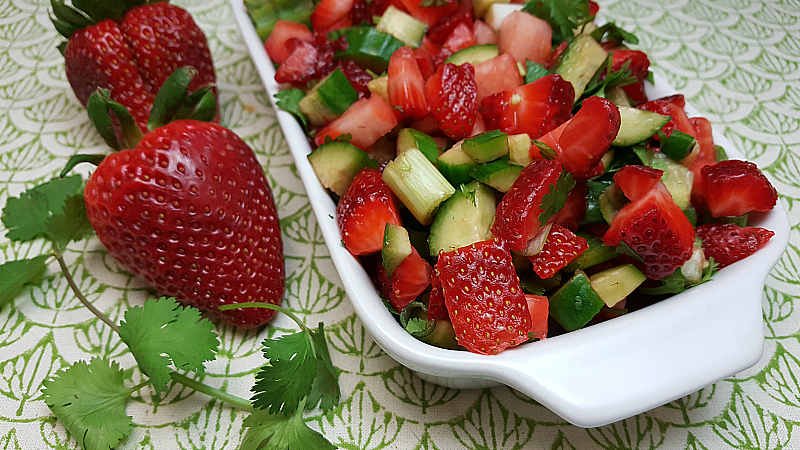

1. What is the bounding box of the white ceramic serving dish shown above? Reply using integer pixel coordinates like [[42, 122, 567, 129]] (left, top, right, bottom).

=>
[[230, 0, 790, 428]]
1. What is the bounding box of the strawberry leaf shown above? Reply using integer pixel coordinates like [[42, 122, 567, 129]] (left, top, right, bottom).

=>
[[538, 171, 576, 226], [118, 297, 219, 392], [0, 255, 49, 310], [522, 0, 592, 44], [1, 175, 84, 242], [87, 89, 144, 150], [42, 357, 134, 450], [274, 88, 308, 129], [46, 194, 94, 254], [240, 406, 336, 450], [252, 331, 317, 415], [305, 324, 341, 413]]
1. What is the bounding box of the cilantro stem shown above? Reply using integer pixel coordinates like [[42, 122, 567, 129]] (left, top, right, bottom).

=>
[[219, 302, 307, 331], [169, 372, 253, 412], [55, 255, 120, 333]]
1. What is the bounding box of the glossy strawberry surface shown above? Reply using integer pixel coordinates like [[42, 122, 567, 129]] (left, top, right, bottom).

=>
[[84, 121, 284, 328], [425, 63, 478, 140], [697, 223, 775, 268], [528, 224, 589, 279], [701, 160, 778, 217], [336, 168, 403, 255], [436, 238, 531, 355]]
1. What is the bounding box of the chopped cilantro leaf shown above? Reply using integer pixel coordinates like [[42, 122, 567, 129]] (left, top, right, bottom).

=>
[[274, 89, 309, 129], [42, 357, 134, 450], [118, 297, 219, 392], [240, 406, 336, 450], [591, 22, 639, 46], [638, 270, 685, 295], [538, 171, 576, 226], [252, 331, 317, 415], [46, 194, 94, 254], [525, 60, 551, 84], [581, 56, 637, 101], [522, 0, 592, 44], [2, 175, 84, 242], [0, 255, 49, 310], [305, 324, 341, 413]]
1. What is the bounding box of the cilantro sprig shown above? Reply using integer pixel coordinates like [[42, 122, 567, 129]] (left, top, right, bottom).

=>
[[1, 177, 343, 449], [538, 171, 577, 226], [522, 0, 593, 44]]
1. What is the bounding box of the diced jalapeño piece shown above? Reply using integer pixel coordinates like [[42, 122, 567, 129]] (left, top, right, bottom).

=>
[[383, 148, 455, 225], [462, 129, 509, 163], [549, 271, 605, 331]]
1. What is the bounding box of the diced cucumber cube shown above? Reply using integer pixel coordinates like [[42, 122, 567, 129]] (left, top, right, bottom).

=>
[[428, 181, 496, 256], [307, 141, 376, 196], [555, 35, 607, 101], [376, 5, 428, 47], [462, 129, 509, 163], [382, 223, 413, 277], [589, 264, 646, 307], [549, 271, 605, 331]]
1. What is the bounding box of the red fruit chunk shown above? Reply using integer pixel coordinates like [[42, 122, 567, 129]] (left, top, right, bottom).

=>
[[614, 165, 663, 201], [696, 223, 775, 268], [528, 224, 589, 279], [525, 294, 549, 340], [443, 22, 476, 53], [608, 49, 650, 105], [480, 74, 574, 139], [492, 160, 563, 252], [265, 20, 315, 64], [588, 0, 600, 15], [337, 168, 403, 256], [427, 8, 474, 44], [425, 63, 478, 140], [315, 95, 399, 149], [536, 96, 620, 179], [701, 160, 778, 217], [397, 0, 461, 26], [274, 39, 321, 87], [388, 46, 429, 120], [84, 121, 284, 328], [639, 94, 693, 138], [427, 274, 449, 321], [349, 0, 390, 25], [604, 182, 695, 279], [686, 116, 717, 209], [336, 60, 373, 98], [473, 19, 498, 45], [499, 11, 553, 66], [474, 54, 524, 101], [386, 248, 433, 312], [551, 180, 588, 231], [436, 238, 531, 355], [311, 0, 355, 33]]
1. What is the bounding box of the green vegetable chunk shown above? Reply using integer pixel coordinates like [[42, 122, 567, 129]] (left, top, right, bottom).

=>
[[549, 271, 605, 331]]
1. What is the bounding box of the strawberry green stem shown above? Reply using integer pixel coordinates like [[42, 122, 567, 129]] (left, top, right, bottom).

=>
[[55, 254, 120, 333], [219, 302, 308, 331], [170, 372, 253, 411]]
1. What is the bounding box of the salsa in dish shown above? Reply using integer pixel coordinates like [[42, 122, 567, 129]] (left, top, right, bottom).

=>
[[246, 0, 779, 355]]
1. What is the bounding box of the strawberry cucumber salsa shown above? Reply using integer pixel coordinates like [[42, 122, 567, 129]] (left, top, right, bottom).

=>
[[248, 0, 779, 355]]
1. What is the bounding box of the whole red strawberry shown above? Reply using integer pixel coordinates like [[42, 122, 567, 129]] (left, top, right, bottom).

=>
[[84, 120, 285, 328], [52, 0, 216, 132]]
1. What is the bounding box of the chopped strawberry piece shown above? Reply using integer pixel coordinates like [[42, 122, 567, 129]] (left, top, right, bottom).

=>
[[686, 116, 717, 209], [614, 165, 664, 201], [499, 11, 553, 66], [426, 8, 474, 44], [336, 60, 373, 98], [608, 49, 650, 105], [427, 274, 449, 321], [397, 0, 461, 26], [480, 74, 574, 139], [311, 0, 355, 33], [474, 54, 524, 101], [274, 40, 320, 87], [701, 160, 778, 217], [588, 0, 600, 15], [315, 95, 399, 149], [544, 41, 569, 70], [551, 180, 588, 231], [386, 248, 433, 312], [264, 20, 314, 64], [525, 294, 549, 340], [696, 223, 775, 268], [536, 96, 620, 179], [639, 94, 694, 138], [425, 62, 478, 140], [492, 160, 563, 252], [337, 168, 403, 255], [388, 46, 429, 120], [443, 22, 475, 53], [349, 0, 390, 25], [604, 182, 695, 279], [436, 238, 531, 355], [473, 19, 498, 45], [528, 224, 589, 279]]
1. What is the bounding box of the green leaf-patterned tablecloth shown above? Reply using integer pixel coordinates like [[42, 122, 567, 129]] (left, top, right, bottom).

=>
[[1, 0, 798, 448]]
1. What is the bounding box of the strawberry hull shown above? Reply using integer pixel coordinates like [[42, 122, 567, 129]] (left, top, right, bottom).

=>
[[84, 120, 285, 328]]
